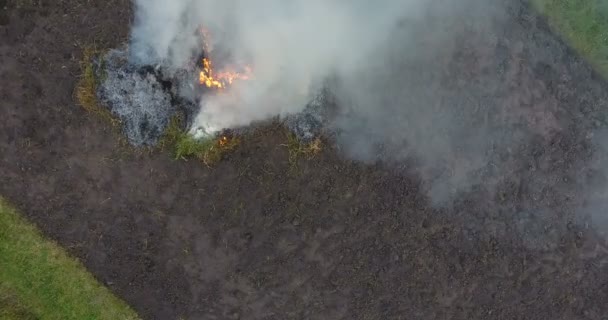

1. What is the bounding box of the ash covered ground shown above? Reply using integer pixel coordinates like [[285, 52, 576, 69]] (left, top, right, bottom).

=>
[[1, 0, 608, 319]]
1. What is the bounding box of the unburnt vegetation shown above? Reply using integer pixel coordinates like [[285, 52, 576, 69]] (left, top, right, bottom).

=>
[[0, 199, 139, 320], [534, 0, 608, 75], [159, 116, 240, 166]]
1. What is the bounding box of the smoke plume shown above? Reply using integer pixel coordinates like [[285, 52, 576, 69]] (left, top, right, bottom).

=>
[[128, 0, 608, 218], [128, 0, 509, 200], [130, 0, 421, 130]]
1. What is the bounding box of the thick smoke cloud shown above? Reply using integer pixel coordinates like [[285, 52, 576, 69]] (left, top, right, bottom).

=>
[[128, 0, 608, 237], [130, 0, 422, 131], [124, 0, 608, 260], [129, 0, 515, 203]]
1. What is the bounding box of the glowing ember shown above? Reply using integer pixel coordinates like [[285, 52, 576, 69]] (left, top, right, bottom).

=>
[[199, 57, 253, 89], [218, 136, 229, 147]]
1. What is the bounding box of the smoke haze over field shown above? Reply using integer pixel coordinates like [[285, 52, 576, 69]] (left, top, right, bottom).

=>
[[130, 0, 427, 132], [128, 0, 608, 218], [129, 0, 513, 200]]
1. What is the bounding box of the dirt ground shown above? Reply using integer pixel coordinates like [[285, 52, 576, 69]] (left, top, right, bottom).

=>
[[1, 0, 608, 319]]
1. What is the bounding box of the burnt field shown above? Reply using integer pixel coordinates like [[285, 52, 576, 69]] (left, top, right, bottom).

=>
[[2, 0, 608, 319]]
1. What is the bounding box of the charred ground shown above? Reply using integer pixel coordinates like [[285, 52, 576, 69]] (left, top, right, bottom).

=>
[[1, 0, 608, 319]]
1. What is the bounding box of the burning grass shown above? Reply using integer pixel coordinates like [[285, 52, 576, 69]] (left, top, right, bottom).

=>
[[159, 116, 239, 166], [0, 198, 139, 320], [199, 57, 253, 89], [74, 46, 119, 126], [533, 0, 608, 76]]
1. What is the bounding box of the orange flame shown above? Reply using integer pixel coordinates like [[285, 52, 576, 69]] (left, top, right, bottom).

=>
[[218, 135, 229, 147], [198, 26, 252, 89], [199, 57, 253, 89]]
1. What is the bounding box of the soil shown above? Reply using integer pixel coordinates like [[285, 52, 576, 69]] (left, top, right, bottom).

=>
[[1, 0, 608, 319]]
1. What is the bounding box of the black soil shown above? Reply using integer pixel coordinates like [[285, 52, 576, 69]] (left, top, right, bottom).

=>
[[1, 0, 608, 319]]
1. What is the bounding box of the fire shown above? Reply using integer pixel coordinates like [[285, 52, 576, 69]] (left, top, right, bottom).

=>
[[218, 135, 229, 147], [197, 26, 252, 89], [199, 57, 253, 89]]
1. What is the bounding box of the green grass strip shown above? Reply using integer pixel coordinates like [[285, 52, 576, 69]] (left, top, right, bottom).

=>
[[0, 199, 139, 320], [532, 0, 608, 75]]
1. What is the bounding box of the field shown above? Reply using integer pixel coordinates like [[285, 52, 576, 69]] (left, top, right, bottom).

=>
[[533, 0, 608, 75], [0, 199, 138, 320], [1, 0, 608, 319]]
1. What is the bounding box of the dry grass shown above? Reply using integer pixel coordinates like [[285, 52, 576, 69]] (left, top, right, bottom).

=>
[[159, 115, 240, 166], [283, 132, 323, 169], [74, 46, 119, 126]]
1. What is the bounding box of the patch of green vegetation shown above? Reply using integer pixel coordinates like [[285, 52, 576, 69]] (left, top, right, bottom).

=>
[[0, 199, 139, 320], [0, 285, 38, 320], [159, 115, 239, 166], [283, 132, 323, 170], [533, 0, 608, 75], [74, 46, 119, 126]]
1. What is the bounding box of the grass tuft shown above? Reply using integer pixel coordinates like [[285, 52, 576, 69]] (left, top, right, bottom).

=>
[[74, 46, 119, 126], [0, 199, 139, 320], [159, 115, 240, 166], [283, 132, 323, 169]]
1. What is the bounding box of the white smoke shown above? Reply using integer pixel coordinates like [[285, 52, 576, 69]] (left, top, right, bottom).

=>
[[127, 0, 608, 244], [128, 0, 519, 204], [131, 0, 563, 206], [130, 0, 422, 135]]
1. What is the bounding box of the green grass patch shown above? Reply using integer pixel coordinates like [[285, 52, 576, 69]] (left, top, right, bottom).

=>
[[532, 0, 608, 75], [159, 116, 240, 166], [74, 46, 119, 126], [0, 199, 139, 320]]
